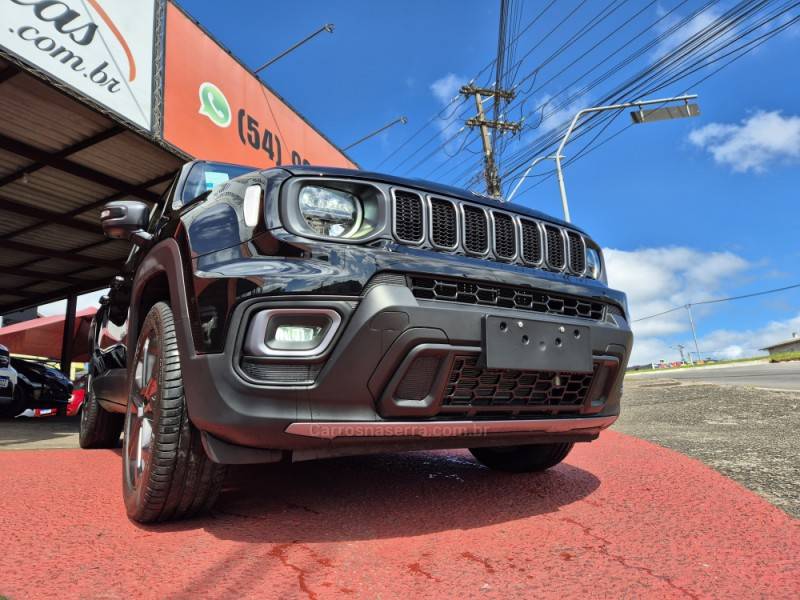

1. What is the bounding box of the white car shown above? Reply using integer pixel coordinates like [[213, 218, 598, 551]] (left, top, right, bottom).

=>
[[0, 344, 20, 418]]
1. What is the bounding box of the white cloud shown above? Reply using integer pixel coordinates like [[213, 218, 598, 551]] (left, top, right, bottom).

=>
[[533, 92, 586, 133], [652, 5, 725, 61], [429, 73, 468, 149], [604, 246, 751, 364], [430, 73, 465, 105], [694, 314, 800, 359], [689, 111, 800, 173]]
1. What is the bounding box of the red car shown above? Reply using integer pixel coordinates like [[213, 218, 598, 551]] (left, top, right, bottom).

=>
[[67, 374, 88, 417]]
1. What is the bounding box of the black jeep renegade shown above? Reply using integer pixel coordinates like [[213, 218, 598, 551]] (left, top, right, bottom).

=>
[[79, 160, 632, 523]]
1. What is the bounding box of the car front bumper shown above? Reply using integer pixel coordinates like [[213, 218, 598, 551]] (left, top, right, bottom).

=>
[[179, 274, 632, 464]]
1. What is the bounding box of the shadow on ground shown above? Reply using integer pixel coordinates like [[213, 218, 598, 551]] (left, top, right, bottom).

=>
[[141, 450, 600, 545]]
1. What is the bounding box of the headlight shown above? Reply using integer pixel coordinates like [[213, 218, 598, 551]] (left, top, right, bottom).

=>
[[298, 186, 362, 238], [585, 247, 602, 279]]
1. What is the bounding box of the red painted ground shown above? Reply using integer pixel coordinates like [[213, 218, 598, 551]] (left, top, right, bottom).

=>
[[0, 431, 797, 599]]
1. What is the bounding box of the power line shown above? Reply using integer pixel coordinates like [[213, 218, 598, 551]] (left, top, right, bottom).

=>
[[375, 0, 560, 171], [444, 0, 711, 187], [506, 2, 800, 199], [385, 0, 609, 178], [496, 0, 794, 191], [632, 283, 800, 323]]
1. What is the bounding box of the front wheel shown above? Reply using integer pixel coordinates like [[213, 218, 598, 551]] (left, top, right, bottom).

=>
[[123, 302, 225, 523], [0, 386, 25, 419], [469, 442, 574, 473]]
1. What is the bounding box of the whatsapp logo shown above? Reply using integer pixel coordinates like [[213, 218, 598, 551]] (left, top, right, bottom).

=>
[[198, 82, 231, 128]]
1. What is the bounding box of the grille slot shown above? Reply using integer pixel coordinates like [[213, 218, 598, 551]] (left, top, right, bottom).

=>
[[409, 275, 605, 320], [520, 219, 542, 264], [443, 354, 595, 413], [567, 231, 585, 274], [545, 225, 566, 270], [393, 190, 424, 244], [492, 212, 516, 260], [429, 198, 458, 249], [241, 360, 322, 385], [462, 205, 489, 254]]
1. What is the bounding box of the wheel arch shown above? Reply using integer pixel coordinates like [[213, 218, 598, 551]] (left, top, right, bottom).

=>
[[128, 239, 197, 368]]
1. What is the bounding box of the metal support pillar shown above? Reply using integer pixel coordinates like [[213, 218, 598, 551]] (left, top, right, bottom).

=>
[[60, 295, 77, 377]]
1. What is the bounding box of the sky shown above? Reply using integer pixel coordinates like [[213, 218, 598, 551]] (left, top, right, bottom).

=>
[[39, 1, 800, 365]]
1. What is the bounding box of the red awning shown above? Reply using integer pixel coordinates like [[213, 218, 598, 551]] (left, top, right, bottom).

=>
[[0, 307, 97, 362]]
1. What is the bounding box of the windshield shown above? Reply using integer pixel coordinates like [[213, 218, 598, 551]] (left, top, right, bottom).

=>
[[180, 162, 256, 206]]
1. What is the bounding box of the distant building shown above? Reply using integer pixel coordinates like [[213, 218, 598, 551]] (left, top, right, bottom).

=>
[[760, 333, 800, 356]]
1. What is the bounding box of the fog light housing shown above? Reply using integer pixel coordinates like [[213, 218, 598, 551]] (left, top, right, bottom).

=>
[[244, 309, 342, 357]]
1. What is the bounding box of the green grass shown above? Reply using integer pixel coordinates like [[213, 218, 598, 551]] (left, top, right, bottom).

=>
[[768, 351, 800, 363]]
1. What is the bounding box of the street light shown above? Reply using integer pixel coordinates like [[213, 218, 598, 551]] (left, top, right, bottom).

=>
[[254, 24, 335, 73], [343, 116, 408, 151], [550, 94, 700, 222]]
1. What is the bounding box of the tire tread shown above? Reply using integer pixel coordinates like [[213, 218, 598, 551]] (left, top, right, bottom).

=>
[[124, 302, 225, 523]]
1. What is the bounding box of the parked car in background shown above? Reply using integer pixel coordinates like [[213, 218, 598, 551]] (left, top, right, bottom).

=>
[[0, 344, 20, 418], [10, 357, 72, 416], [67, 372, 89, 417]]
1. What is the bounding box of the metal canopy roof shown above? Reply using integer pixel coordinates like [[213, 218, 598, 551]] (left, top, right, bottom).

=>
[[0, 55, 184, 315]]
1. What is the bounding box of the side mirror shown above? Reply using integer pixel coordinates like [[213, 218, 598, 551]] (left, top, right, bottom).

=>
[[100, 200, 152, 246]]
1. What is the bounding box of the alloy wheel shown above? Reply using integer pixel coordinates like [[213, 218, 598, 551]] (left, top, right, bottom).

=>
[[124, 334, 158, 491]]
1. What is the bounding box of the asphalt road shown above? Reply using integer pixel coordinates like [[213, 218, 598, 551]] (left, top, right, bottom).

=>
[[628, 360, 800, 390], [616, 377, 800, 517]]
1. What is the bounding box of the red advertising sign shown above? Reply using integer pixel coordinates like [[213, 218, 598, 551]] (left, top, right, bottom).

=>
[[162, 2, 354, 169]]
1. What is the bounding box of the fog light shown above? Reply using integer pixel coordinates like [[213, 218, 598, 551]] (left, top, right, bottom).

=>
[[266, 314, 333, 352], [244, 309, 342, 357], [274, 325, 321, 344]]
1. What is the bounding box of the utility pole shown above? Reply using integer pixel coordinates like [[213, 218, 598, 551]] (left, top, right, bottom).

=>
[[674, 343, 690, 365], [460, 0, 520, 199], [685, 304, 702, 362], [461, 84, 521, 198]]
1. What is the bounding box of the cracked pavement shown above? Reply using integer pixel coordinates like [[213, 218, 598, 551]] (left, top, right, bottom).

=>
[[0, 431, 797, 598], [615, 377, 800, 518]]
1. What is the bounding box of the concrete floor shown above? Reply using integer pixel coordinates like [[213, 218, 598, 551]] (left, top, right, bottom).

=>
[[615, 376, 800, 517], [0, 415, 81, 450]]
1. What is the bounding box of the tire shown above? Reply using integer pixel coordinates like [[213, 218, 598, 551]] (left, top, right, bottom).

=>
[[469, 442, 574, 473], [79, 377, 124, 448], [0, 386, 26, 419], [122, 302, 226, 523]]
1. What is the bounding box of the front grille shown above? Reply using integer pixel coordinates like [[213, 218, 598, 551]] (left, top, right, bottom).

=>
[[567, 231, 585, 274], [390, 189, 591, 276], [462, 205, 488, 254], [430, 198, 458, 249], [393, 190, 424, 244], [409, 276, 605, 320], [545, 225, 565, 270], [443, 354, 595, 413], [492, 212, 516, 260], [520, 218, 542, 264]]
